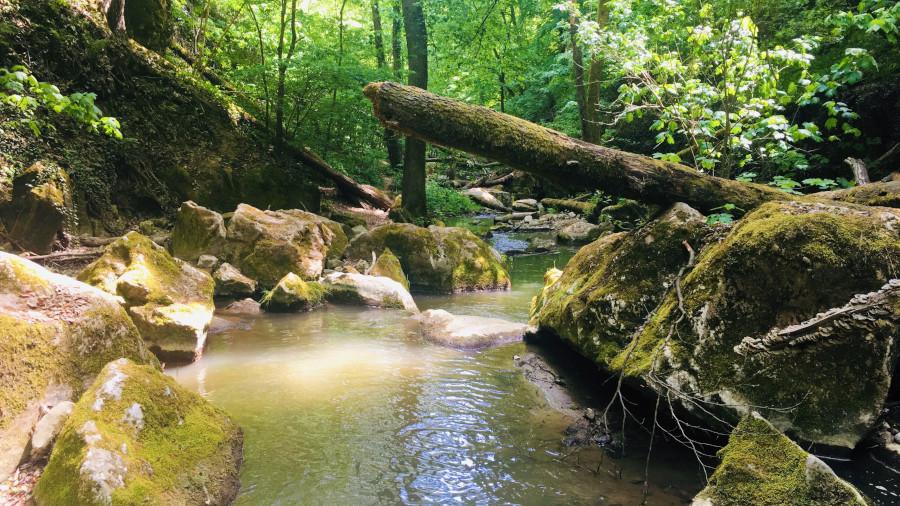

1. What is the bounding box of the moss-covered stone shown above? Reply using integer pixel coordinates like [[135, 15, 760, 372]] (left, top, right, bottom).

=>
[[693, 414, 867, 506], [345, 223, 511, 294], [225, 204, 348, 288], [260, 272, 326, 312], [0, 252, 155, 480], [170, 201, 227, 263], [77, 232, 215, 361], [0, 161, 72, 254], [532, 203, 708, 366], [628, 201, 900, 447], [212, 262, 256, 297], [369, 247, 408, 290], [34, 359, 242, 505]]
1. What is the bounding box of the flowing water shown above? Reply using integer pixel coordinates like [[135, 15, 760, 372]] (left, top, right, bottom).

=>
[[167, 252, 704, 505]]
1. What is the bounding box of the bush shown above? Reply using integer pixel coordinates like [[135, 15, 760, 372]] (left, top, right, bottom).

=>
[[426, 182, 481, 218]]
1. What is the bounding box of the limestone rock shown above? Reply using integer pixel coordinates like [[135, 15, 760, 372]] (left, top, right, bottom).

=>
[[170, 201, 227, 264], [197, 255, 219, 270], [0, 252, 154, 480], [413, 309, 528, 349], [0, 162, 71, 254], [29, 401, 75, 461], [77, 232, 215, 362], [693, 414, 866, 506], [33, 359, 242, 505], [322, 272, 418, 312], [261, 272, 325, 312], [345, 223, 511, 294], [556, 220, 608, 244], [213, 262, 256, 297], [219, 298, 261, 315], [225, 204, 348, 288], [512, 198, 538, 212], [369, 248, 409, 290], [463, 187, 509, 211]]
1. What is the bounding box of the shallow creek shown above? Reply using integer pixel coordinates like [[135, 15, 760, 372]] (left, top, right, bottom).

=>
[[167, 252, 706, 504]]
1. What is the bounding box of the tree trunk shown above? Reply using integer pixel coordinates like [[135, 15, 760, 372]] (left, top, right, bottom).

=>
[[400, 0, 428, 218], [373, 0, 403, 169], [363, 81, 789, 212], [569, 8, 588, 139], [582, 0, 608, 144], [274, 0, 299, 147], [104, 0, 127, 34]]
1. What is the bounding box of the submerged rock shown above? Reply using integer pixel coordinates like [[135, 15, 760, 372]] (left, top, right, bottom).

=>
[[33, 359, 243, 505], [322, 272, 418, 312], [413, 309, 528, 349], [369, 247, 409, 290], [213, 262, 257, 297], [533, 200, 900, 448], [261, 272, 326, 312], [0, 162, 71, 254], [693, 414, 866, 506], [345, 223, 511, 294], [77, 232, 215, 362], [170, 201, 227, 264], [225, 204, 348, 288], [219, 298, 261, 315], [0, 252, 154, 480]]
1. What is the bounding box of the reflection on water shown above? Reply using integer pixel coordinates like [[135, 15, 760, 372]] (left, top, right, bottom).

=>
[[168, 252, 700, 504]]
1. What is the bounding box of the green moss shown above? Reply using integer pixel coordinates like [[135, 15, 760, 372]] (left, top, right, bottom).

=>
[[34, 359, 241, 505], [697, 415, 866, 505], [261, 272, 326, 312], [370, 248, 409, 290]]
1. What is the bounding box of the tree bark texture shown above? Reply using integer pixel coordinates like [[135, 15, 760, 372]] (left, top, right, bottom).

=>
[[372, 0, 403, 169], [400, 0, 428, 218]]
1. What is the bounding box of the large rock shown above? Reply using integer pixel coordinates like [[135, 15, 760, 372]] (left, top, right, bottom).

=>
[[345, 223, 511, 294], [0, 253, 154, 480], [33, 359, 242, 505], [225, 204, 348, 288], [556, 220, 608, 244], [77, 232, 215, 362], [213, 262, 256, 297], [369, 247, 408, 290], [533, 200, 900, 448], [29, 401, 75, 461], [463, 187, 508, 211], [322, 272, 418, 312], [693, 414, 866, 505], [170, 201, 226, 263], [260, 272, 326, 312], [413, 309, 528, 349], [0, 162, 71, 254]]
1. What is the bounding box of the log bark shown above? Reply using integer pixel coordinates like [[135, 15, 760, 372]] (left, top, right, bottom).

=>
[[540, 198, 594, 214], [363, 82, 789, 213]]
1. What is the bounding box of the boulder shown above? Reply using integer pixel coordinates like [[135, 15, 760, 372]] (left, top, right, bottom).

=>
[[77, 232, 215, 362], [225, 204, 348, 288], [0, 252, 154, 480], [413, 309, 528, 349], [33, 359, 242, 505], [512, 198, 538, 212], [213, 262, 257, 297], [369, 248, 409, 290], [219, 298, 261, 316], [463, 187, 509, 211], [556, 220, 608, 244], [693, 414, 866, 506], [321, 272, 418, 312], [170, 201, 227, 264], [261, 272, 325, 312], [29, 401, 75, 461], [533, 200, 900, 448], [527, 235, 556, 253], [0, 162, 71, 254], [197, 254, 219, 271], [345, 223, 511, 294]]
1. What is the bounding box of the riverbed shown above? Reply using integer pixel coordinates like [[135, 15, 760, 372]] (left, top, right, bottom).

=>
[[166, 251, 708, 504]]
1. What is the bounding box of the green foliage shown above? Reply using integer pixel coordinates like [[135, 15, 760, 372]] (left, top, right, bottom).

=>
[[707, 203, 744, 225], [0, 66, 121, 139], [425, 181, 481, 218]]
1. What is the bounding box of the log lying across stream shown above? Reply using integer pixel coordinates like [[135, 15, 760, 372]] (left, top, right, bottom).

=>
[[364, 82, 791, 213]]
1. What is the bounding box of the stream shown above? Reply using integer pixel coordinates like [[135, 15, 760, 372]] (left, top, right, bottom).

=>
[[167, 250, 706, 504]]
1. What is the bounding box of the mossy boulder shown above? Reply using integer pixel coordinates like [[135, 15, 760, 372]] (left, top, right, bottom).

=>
[[369, 248, 408, 290], [0, 162, 72, 254], [260, 272, 326, 312], [34, 359, 242, 505], [225, 204, 348, 288], [77, 232, 215, 362], [170, 201, 227, 264], [0, 253, 154, 480], [693, 414, 866, 506], [321, 272, 418, 312], [212, 262, 256, 298], [345, 223, 511, 294], [532, 203, 708, 366]]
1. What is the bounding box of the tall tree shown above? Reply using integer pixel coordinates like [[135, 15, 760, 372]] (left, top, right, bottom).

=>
[[391, 1, 403, 77], [373, 0, 403, 169], [568, 3, 588, 139], [274, 0, 300, 147], [400, 0, 428, 218], [582, 0, 608, 144]]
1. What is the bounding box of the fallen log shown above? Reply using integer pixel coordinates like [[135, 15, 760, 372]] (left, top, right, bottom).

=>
[[540, 198, 594, 215], [364, 82, 788, 212], [494, 212, 536, 223], [284, 145, 393, 210]]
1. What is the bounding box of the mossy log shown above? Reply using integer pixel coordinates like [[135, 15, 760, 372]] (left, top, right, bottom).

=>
[[364, 82, 791, 213], [540, 198, 594, 214]]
